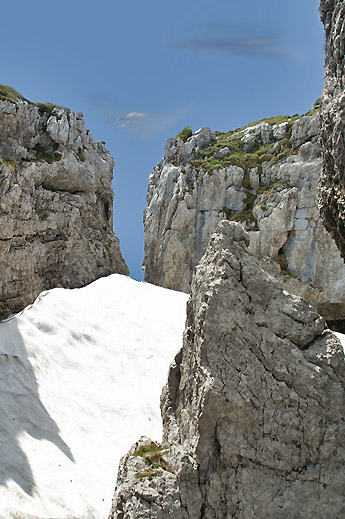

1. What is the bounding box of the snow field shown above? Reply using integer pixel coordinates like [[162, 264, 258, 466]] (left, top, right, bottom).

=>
[[0, 274, 188, 519]]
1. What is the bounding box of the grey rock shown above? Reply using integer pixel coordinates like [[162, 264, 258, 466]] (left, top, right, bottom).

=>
[[273, 121, 289, 140], [291, 114, 319, 148], [318, 0, 345, 260], [143, 113, 345, 322], [109, 437, 183, 519], [164, 138, 178, 162], [252, 187, 299, 257], [0, 98, 128, 320], [215, 147, 230, 158], [241, 133, 257, 152], [111, 221, 345, 518], [253, 122, 272, 145], [163, 127, 216, 165], [192, 126, 216, 149]]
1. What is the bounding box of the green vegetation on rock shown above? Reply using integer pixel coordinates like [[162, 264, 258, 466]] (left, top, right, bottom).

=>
[[242, 172, 251, 190], [219, 208, 232, 219], [134, 442, 163, 459], [276, 253, 289, 273], [186, 108, 320, 174], [176, 127, 193, 142], [190, 129, 299, 173], [304, 105, 321, 118], [0, 84, 26, 105], [230, 210, 256, 225], [37, 102, 59, 117], [77, 148, 86, 162], [34, 145, 62, 164], [134, 442, 171, 478], [135, 468, 163, 480], [0, 158, 16, 172], [257, 181, 289, 197], [245, 114, 299, 128]]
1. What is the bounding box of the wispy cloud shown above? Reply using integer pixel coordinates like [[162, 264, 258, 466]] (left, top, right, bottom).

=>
[[172, 34, 304, 61], [86, 93, 192, 139], [107, 108, 192, 139]]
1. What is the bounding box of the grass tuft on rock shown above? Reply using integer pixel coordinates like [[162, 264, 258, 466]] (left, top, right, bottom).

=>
[[135, 468, 163, 480], [0, 158, 17, 173], [176, 127, 193, 142], [34, 145, 62, 164], [0, 84, 26, 105], [134, 442, 171, 474], [230, 210, 256, 225], [37, 102, 59, 117], [185, 109, 321, 173], [276, 253, 289, 275]]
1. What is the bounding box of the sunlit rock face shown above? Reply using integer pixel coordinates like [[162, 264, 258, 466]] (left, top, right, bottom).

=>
[[318, 0, 345, 260], [0, 97, 128, 319], [143, 113, 345, 324], [110, 222, 345, 519]]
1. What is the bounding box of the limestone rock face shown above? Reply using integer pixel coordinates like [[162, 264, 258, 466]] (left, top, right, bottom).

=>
[[0, 98, 128, 319], [143, 113, 345, 323], [318, 0, 345, 259], [110, 221, 345, 519]]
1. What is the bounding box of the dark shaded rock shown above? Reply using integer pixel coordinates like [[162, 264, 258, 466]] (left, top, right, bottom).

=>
[[318, 0, 345, 259], [111, 221, 345, 518]]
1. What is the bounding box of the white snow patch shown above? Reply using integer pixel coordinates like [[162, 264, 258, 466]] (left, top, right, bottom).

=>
[[0, 274, 188, 519]]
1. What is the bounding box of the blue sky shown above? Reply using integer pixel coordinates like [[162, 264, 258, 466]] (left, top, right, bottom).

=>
[[1, 0, 324, 280]]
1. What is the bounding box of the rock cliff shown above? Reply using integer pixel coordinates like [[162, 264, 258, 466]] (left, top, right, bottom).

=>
[[0, 87, 128, 320], [143, 110, 345, 324], [110, 221, 345, 519], [319, 0, 345, 259]]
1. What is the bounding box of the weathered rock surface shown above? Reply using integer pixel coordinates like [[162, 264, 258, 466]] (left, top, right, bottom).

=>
[[318, 0, 345, 259], [143, 112, 345, 323], [109, 436, 183, 518], [0, 96, 128, 319], [110, 221, 345, 519]]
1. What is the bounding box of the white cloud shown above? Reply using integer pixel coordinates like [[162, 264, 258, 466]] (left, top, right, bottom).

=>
[[109, 111, 149, 128], [125, 112, 148, 119]]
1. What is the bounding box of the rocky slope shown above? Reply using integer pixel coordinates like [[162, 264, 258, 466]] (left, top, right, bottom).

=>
[[110, 221, 345, 519], [143, 110, 345, 324], [319, 0, 345, 259], [0, 87, 128, 319]]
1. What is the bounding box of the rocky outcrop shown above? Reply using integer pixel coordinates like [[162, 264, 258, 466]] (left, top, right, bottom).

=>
[[0, 92, 128, 319], [318, 0, 345, 259], [110, 221, 345, 518], [143, 111, 345, 323]]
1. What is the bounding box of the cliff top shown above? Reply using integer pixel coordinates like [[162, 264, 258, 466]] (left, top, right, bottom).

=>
[[161, 102, 320, 175]]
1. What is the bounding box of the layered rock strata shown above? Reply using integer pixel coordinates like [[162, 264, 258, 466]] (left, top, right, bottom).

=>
[[0, 94, 128, 319], [110, 221, 345, 519], [319, 0, 345, 259], [143, 112, 345, 323]]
